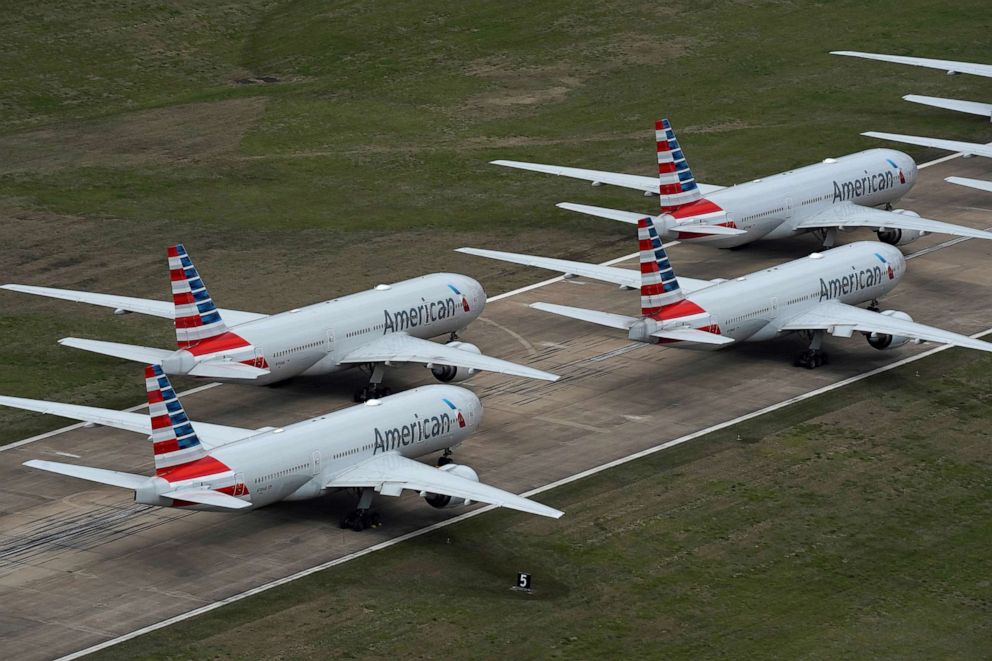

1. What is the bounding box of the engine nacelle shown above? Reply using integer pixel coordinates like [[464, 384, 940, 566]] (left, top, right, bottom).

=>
[[424, 464, 479, 508], [877, 210, 925, 246], [430, 341, 480, 383], [867, 310, 914, 350]]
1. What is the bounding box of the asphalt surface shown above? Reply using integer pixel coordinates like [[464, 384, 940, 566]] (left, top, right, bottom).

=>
[[1, 156, 990, 660]]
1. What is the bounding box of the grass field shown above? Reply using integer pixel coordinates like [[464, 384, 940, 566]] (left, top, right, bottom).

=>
[[92, 346, 992, 660]]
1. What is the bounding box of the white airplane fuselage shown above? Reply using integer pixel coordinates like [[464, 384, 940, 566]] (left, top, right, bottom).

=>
[[165, 273, 485, 385], [667, 149, 918, 247], [642, 241, 906, 347], [138, 384, 482, 511]]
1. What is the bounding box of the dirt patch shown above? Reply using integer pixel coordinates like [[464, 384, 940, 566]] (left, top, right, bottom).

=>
[[0, 96, 268, 175]]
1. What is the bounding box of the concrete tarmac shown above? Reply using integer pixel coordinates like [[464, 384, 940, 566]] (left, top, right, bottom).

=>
[[1, 156, 990, 660]]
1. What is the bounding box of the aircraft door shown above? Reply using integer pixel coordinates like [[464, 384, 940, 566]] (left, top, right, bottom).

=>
[[325, 329, 335, 355], [771, 297, 778, 315], [234, 473, 247, 496], [312, 450, 322, 476]]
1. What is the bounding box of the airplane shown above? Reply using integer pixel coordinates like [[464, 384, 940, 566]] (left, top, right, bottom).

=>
[[457, 215, 992, 369], [491, 119, 992, 250], [831, 51, 992, 120], [3, 365, 562, 531], [1, 244, 558, 402]]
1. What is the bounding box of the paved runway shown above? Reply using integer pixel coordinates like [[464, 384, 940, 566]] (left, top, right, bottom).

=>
[[1, 156, 991, 660]]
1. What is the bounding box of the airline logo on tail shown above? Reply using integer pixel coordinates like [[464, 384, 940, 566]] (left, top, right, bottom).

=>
[[145, 364, 233, 482], [443, 397, 467, 428], [169, 244, 228, 349], [656, 118, 703, 212], [638, 217, 685, 315]]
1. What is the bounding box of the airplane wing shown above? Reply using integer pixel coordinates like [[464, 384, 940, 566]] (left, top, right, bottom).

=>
[[0, 395, 257, 447], [794, 201, 992, 240], [862, 132, 992, 159], [325, 452, 562, 519], [903, 95, 992, 119], [491, 160, 725, 196], [338, 333, 559, 382], [946, 176, 992, 194], [779, 301, 992, 352], [556, 203, 746, 236], [456, 247, 719, 295], [0, 284, 268, 326], [831, 51, 992, 78]]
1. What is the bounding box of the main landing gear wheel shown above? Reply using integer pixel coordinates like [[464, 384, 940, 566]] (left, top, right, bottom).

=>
[[437, 450, 453, 467], [794, 349, 829, 369], [354, 384, 392, 403], [340, 509, 381, 531], [354, 364, 391, 402], [794, 329, 828, 369]]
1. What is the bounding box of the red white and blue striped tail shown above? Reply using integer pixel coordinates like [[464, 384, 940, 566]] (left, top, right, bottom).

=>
[[168, 244, 227, 349], [145, 364, 208, 476], [656, 118, 703, 213], [638, 216, 684, 316]]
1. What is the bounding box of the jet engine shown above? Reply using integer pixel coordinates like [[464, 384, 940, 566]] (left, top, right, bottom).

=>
[[877, 211, 926, 246], [424, 464, 479, 508], [430, 341, 480, 383], [867, 310, 914, 350]]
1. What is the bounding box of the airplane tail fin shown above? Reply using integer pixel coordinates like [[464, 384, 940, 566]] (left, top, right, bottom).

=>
[[656, 118, 703, 213], [145, 364, 210, 476], [168, 244, 228, 349], [638, 216, 685, 316]]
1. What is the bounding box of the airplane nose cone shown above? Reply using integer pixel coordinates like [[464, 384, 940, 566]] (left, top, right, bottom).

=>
[[447, 385, 483, 431]]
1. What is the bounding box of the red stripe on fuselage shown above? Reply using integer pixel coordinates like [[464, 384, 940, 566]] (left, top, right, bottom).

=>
[[185, 331, 252, 356], [157, 455, 231, 480], [669, 198, 723, 219], [650, 298, 706, 321]]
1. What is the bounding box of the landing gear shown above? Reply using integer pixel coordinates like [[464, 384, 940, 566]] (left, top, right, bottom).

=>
[[867, 298, 880, 313], [820, 227, 838, 249], [449, 330, 461, 342], [354, 364, 392, 402], [437, 449, 453, 467], [794, 330, 829, 369], [340, 488, 381, 532]]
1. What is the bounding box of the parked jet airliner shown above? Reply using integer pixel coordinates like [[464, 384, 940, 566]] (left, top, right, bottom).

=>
[[1, 245, 557, 401], [459, 216, 992, 368], [2, 366, 561, 531], [492, 119, 992, 249]]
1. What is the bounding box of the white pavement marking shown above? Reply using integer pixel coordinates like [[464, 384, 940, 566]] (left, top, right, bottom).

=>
[[54, 151, 988, 658], [61, 325, 992, 660], [918, 151, 963, 169]]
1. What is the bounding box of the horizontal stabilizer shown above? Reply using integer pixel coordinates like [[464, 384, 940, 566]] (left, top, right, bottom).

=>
[[59, 338, 174, 364], [186, 361, 270, 380], [558, 202, 646, 224], [652, 327, 734, 345], [23, 459, 150, 490], [946, 176, 992, 194], [530, 302, 638, 330], [862, 132, 992, 159], [903, 95, 992, 118], [162, 488, 252, 509]]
